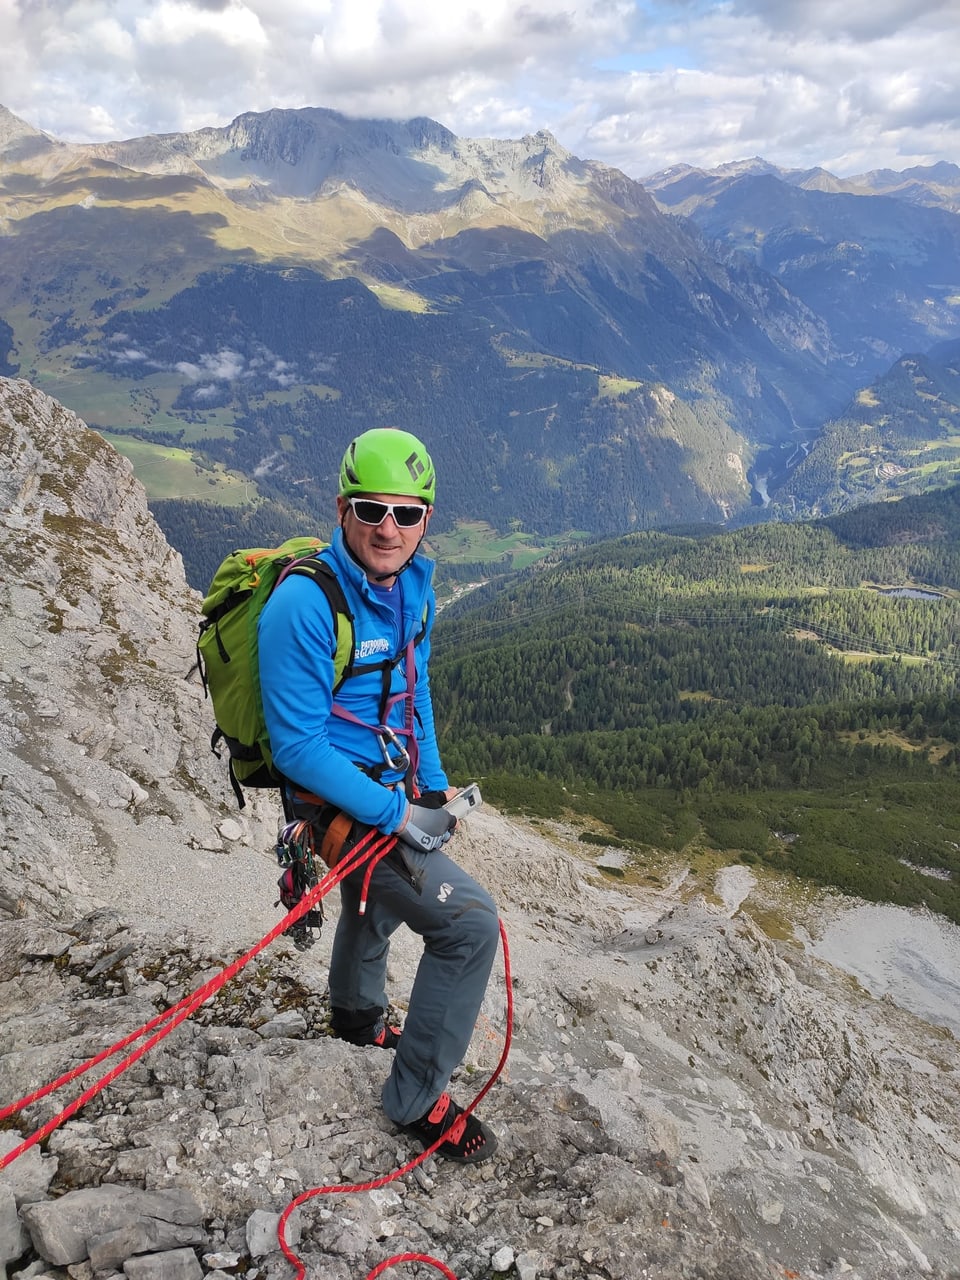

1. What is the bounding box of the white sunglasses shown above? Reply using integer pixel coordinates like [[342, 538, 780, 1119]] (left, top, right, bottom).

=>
[[346, 497, 428, 528]]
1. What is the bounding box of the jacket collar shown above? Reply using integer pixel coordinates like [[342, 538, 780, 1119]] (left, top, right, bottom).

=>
[[328, 527, 434, 609]]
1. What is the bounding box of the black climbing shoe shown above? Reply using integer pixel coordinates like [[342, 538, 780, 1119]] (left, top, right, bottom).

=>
[[336, 1016, 401, 1050], [402, 1092, 498, 1164]]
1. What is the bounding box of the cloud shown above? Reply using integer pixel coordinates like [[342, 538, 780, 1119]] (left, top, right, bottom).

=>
[[727, 0, 953, 43], [175, 349, 250, 381], [1, 0, 958, 175], [170, 347, 301, 386], [577, 1, 960, 175], [136, 1, 268, 55]]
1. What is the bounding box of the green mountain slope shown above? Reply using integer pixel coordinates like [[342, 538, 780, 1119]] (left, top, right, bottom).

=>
[[6, 106, 960, 563], [0, 104, 858, 551], [77, 263, 761, 559], [432, 485, 960, 923], [770, 338, 960, 515], [646, 166, 960, 374]]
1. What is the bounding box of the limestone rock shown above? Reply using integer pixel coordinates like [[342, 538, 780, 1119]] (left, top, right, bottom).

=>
[[0, 1185, 29, 1266], [21, 1190, 203, 1267], [122, 1249, 202, 1280]]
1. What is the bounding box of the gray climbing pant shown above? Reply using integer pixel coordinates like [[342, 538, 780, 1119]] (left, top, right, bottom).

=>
[[328, 839, 500, 1126]]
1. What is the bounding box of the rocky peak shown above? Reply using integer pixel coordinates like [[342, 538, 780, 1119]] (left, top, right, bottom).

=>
[[0, 376, 278, 925], [403, 115, 458, 152], [0, 104, 54, 158], [28, 105, 631, 218]]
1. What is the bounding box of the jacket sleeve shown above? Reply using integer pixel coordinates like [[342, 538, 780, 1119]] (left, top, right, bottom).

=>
[[257, 573, 408, 832]]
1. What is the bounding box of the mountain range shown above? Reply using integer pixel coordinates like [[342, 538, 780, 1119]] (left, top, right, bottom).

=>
[[1, 104, 959, 575]]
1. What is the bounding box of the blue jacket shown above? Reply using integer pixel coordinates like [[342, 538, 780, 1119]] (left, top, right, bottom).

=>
[[257, 528, 447, 833]]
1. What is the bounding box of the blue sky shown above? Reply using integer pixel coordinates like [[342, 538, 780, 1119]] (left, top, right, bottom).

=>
[[1, 0, 957, 178]]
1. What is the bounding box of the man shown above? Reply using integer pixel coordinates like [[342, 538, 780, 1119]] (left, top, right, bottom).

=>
[[257, 427, 500, 1164]]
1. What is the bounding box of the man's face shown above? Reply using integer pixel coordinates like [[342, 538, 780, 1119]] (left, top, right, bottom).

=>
[[338, 492, 432, 582]]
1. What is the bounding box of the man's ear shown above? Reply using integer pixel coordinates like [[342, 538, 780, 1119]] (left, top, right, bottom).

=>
[[336, 495, 349, 523]]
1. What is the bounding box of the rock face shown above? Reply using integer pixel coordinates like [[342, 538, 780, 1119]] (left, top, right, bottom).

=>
[[1, 375, 960, 1280], [87, 107, 622, 215], [0, 376, 278, 932]]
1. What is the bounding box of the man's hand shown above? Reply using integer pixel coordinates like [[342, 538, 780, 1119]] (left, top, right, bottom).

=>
[[397, 802, 456, 852], [413, 789, 448, 809]]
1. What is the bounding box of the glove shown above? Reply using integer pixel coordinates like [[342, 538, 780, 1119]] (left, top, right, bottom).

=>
[[415, 789, 449, 810], [398, 802, 456, 852]]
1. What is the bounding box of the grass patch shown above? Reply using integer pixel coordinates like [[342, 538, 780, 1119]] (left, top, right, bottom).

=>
[[598, 375, 644, 398], [104, 435, 257, 503], [838, 728, 941, 753], [32, 370, 242, 443], [495, 344, 596, 374], [251, 384, 341, 406], [428, 520, 591, 570], [368, 284, 434, 313]]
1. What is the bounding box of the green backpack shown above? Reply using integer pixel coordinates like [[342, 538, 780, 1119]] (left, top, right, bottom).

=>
[[196, 537, 354, 807]]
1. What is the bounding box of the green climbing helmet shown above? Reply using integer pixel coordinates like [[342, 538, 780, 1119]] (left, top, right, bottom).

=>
[[338, 428, 436, 503]]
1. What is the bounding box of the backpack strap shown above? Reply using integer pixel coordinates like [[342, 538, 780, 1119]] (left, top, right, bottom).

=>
[[279, 557, 356, 692]]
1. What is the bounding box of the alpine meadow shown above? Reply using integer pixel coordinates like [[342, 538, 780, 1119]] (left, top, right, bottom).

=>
[[431, 484, 960, 926]]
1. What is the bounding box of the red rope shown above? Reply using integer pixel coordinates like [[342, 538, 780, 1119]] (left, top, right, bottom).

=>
[[358, 839, 400, 914], [0, 827, 389, 1165]]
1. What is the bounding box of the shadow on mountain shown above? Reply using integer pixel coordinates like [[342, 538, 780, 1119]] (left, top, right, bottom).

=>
[[339, 227, 441, 283], [0, 204, 253, 347]]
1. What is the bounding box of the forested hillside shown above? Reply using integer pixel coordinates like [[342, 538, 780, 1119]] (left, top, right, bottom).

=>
[[94, 261, 754, 558], [432, 486, 960, 923], [770, 337, 960, 515]]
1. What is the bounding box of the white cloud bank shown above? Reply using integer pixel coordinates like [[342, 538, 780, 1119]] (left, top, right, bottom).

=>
[[1, 0, 957, 177]]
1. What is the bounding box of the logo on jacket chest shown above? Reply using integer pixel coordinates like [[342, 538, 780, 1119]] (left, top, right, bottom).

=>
[[356, 636, 393, 660]]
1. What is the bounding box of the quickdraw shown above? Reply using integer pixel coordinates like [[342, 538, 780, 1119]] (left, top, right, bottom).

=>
[[275, 818, 323, 951]]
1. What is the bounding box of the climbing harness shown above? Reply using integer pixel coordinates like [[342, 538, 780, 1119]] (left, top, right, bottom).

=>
[[0, 826, 513, 1280], [327, 632, 422, 785]]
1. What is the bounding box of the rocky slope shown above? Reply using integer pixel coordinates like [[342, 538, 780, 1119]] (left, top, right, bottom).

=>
[[1, 376, 959, 1280]]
